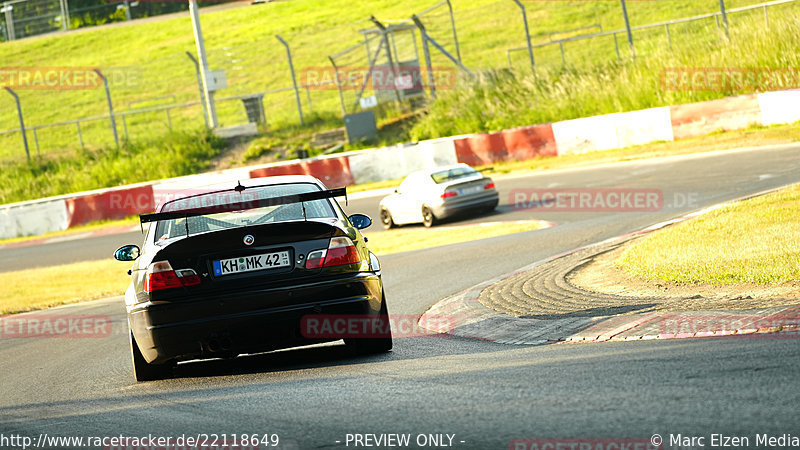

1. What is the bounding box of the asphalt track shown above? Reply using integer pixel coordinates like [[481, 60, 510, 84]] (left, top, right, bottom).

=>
[[2, 144, 800, 449]]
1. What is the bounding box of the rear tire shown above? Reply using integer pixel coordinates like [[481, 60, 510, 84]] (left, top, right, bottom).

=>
[[130, 331, 172, 382], [380, 208, 395, 230], [422, 206, 436, 228], [346, 295, 393, 355]]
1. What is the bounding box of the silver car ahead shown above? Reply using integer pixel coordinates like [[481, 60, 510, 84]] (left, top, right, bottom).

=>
[[379, 164, 499, 228]]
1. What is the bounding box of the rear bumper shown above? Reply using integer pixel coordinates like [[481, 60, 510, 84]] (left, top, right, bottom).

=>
[[431, 191, 499, 219], [128, 272, 383, 364]]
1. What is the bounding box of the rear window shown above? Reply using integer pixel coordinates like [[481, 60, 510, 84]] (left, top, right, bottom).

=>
[[430, 166, 479, 184], [154, 182, 336, 241]]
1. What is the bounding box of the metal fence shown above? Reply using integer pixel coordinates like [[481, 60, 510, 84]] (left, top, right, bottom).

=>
[[506, 0, 797, 71], [1, 0, 798, 164]]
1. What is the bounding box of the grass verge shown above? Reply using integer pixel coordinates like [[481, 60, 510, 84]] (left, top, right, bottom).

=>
[[0, 130, 225, 204], [1, 259, 131, 315], [0, 220, 546, 315], [616, 185, 800, 284]]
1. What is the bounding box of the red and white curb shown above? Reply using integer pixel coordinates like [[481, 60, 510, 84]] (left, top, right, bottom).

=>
[[418, 187, 800, 345]]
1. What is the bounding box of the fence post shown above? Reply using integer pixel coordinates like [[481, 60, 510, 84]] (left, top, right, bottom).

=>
[[620, 0, 635, 58], [445, 0, 461, 64], [186, 51, 210, 129], [33, 129, 40, 157], [328, 56, 347, 117], [665, 23, 672, 50], [58, 0, 70, 30], [94, 69, 119, 148], [511, 0, 535, 76], [4, 87, 29, 161], [76, 122, 84, 150], [415, 15, 436, 99], [189, 0, 218, 128], [276, 34, 305, 127], [2, 4, 15, 41], [370, 16, 402, 103], [305, 87, 313, 113], [763, 5, 769, 28], [719, 0, 730, 39]]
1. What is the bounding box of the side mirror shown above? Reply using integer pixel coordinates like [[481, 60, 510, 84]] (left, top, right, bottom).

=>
[[348, 213, 372, 230], [114, 245, 140, 261]]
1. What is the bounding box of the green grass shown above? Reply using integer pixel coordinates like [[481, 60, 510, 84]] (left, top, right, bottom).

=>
[[0, 0, 788, 162], [0, 130, 225, 204], [411, 10, 800, 139], [616, 185, 800, 284], [0, 259, 131, 314]]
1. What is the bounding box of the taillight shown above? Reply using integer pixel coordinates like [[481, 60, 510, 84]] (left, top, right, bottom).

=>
[[305, 237, 361, 269], [305, 249, 327, 269], [324, 237, 360, 266], [144, 261, 201, 292], [441, 191, 458, 199], [484, 182, 496, 190]]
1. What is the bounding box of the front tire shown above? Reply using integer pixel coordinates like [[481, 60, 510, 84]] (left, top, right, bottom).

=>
[[422, 206, 437, 228], [380, 208, 395, 229], [346, 295, 392, 354], [130, 331, 172, 382]]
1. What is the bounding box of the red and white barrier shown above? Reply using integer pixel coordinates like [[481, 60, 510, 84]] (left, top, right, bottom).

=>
[[3, 89, 800, 240]]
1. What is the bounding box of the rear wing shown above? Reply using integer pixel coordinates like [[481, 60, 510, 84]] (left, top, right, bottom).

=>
[[140, 187, 347, 224]]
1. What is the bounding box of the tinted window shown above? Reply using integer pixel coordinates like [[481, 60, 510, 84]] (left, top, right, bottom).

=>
[[154, 183, 336, 241], [430, 167, 479, 184]]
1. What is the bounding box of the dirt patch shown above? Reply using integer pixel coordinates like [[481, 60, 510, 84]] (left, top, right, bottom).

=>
[[569, 243, 800, 311]]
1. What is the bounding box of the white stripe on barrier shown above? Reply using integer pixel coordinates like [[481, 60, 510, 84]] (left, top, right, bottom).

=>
[[614, 107, 674, 149], [552, 114, 619, 156], [0, 199, 70, 240], [757, 90, 800, 126], [552, 107, 673, 156]]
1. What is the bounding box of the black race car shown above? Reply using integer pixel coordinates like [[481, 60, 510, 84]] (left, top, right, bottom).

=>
[[114, 176, 391, 381]]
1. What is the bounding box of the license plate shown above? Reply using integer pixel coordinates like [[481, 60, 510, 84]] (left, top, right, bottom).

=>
[[460, 186, 483, 195], [213, 251, 291, 276]]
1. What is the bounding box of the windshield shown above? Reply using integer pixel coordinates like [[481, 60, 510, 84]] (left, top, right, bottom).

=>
[[154, 182, 336, 241], [430, 166, 479, 184]]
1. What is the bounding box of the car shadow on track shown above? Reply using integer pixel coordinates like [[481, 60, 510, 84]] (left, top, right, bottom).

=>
[[168, 334, 500, 381]]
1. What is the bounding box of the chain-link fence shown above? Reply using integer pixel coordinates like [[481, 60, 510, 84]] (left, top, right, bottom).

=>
[[1, 0, 797, 165]]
